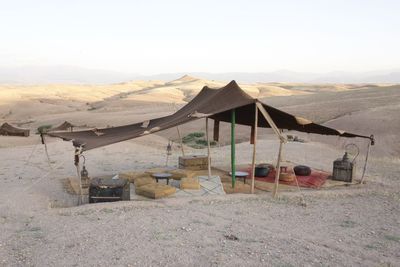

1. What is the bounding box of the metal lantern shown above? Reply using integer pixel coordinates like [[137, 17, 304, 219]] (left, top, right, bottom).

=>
[[166, 141, 172, 156], [80, 155, 90, 189], [165, 140, 172, 166], [332, 144, 359, 182], [81, 165, 89, 178]]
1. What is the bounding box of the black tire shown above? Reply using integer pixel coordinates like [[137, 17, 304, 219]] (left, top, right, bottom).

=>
[[294, 165, 311, 176]]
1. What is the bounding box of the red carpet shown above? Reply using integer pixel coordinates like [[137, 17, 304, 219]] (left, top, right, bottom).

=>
[[242, 167, 330, 189]]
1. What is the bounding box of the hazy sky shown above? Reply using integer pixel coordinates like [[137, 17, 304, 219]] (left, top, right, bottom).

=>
[[0, 0, 399, 74]]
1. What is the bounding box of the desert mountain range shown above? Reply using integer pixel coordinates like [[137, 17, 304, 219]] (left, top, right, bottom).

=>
[[1, 66, 400, 84]]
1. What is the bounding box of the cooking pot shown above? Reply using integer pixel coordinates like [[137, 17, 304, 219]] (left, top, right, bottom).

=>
[[255, 164, 270, 177]]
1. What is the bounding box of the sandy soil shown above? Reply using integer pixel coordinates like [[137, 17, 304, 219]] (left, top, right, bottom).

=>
[[0, 77, 399, 266]]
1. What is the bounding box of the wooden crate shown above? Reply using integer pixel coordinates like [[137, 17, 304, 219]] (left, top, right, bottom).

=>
[[179, 155, 209, 170]]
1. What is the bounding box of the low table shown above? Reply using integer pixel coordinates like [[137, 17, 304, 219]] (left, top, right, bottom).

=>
[[89, 177, 130, 203], [152, 173, 172, 185], [229, 171, 249, 184]]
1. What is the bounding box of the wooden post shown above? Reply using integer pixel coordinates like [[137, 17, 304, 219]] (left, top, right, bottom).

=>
[[250, 125, 255, 144], [250, 104, 258, 194], [213, 120, 220, 142], [206, 118, 212, 179], [360, 137, 372, 184], [172, 103, 185, 156], [74, 148, 83, 205], [256, 102, 286, 143], [231, 109, 236, 188], [273, 140, 284, 198], [176, 126, 185, 156]]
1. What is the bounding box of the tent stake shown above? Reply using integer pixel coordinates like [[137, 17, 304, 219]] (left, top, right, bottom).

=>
[[251, 104, 258, 194], [273, 140, 284, 198], [231, 109, 236, 188], [206, 118, 212, 180]]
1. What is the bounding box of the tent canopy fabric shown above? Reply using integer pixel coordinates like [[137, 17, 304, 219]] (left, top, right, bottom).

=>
[[48, 81, 371, 151], [0, 122, 30, 137], [48, 121, 74, 132]]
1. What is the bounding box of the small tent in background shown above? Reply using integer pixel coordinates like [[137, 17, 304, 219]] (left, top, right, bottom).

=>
[[0, 123, 30, 137], [48, 121, 75, 132]]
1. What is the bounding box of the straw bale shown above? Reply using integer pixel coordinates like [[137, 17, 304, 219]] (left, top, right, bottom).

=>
[[279, 172, 296, 182], [119, 171, 149, 183], [222, 182, 251, 194], [169, 169, 196, 180], [135, 183, 176, 199], [180, 177, 200, 190], [135, 176, 156, 187]]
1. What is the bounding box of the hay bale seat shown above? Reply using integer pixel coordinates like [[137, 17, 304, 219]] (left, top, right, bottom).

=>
[[135, 176, 156, 187], [279, 172, 296, 182], [119, 171, 151, 183], [169, 169, 197, 180], [223, 182, 251, 194], [180, 177, 200, 190], [135, 183, 176, 199]]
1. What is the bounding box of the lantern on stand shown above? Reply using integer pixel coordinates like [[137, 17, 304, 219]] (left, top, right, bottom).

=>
[[80, 155, 90, 188], [165, 140, 172, 166], [332, 144, 359, 182]]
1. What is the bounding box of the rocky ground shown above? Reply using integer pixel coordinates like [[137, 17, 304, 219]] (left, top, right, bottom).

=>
[[0, 137, 399, 266]]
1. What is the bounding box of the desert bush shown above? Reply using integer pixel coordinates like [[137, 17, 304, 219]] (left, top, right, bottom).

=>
[[181, 132, 218, 148], [195, 139, 208, 146], [182, 135, 195, 144], [188, 132, 205, 138]]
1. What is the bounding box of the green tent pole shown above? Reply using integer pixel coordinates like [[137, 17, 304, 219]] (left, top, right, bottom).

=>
[[231, 109, 236, 188]]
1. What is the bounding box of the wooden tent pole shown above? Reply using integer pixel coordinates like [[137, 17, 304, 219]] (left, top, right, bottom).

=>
[[176, 126, 185, 156], [231, 109, 236, 188], [360, 137, 373, 184], [172, 103, 185, 156], [206, 118, 212, 179], [256, 102, 286, 142], [250, 104, 258, 194], [74, 147, 83, 205], [273, 139, 284, 198]]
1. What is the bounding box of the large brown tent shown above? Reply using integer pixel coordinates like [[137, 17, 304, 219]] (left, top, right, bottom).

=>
[[48, 81, 373, 197], [48, 81, 371, 150], [0, 123, 30, 137]]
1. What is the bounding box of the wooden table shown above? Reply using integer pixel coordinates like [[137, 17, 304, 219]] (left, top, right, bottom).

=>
[[152, 173, 172, 185], [229, 171, 249, 184]]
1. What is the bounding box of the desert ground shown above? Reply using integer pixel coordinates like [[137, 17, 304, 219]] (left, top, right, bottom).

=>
[[0, 76, 399, 266]]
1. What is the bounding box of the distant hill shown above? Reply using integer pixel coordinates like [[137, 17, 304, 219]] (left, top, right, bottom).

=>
[[0, 66, 399, 84], [0, 66, 136, 84]]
